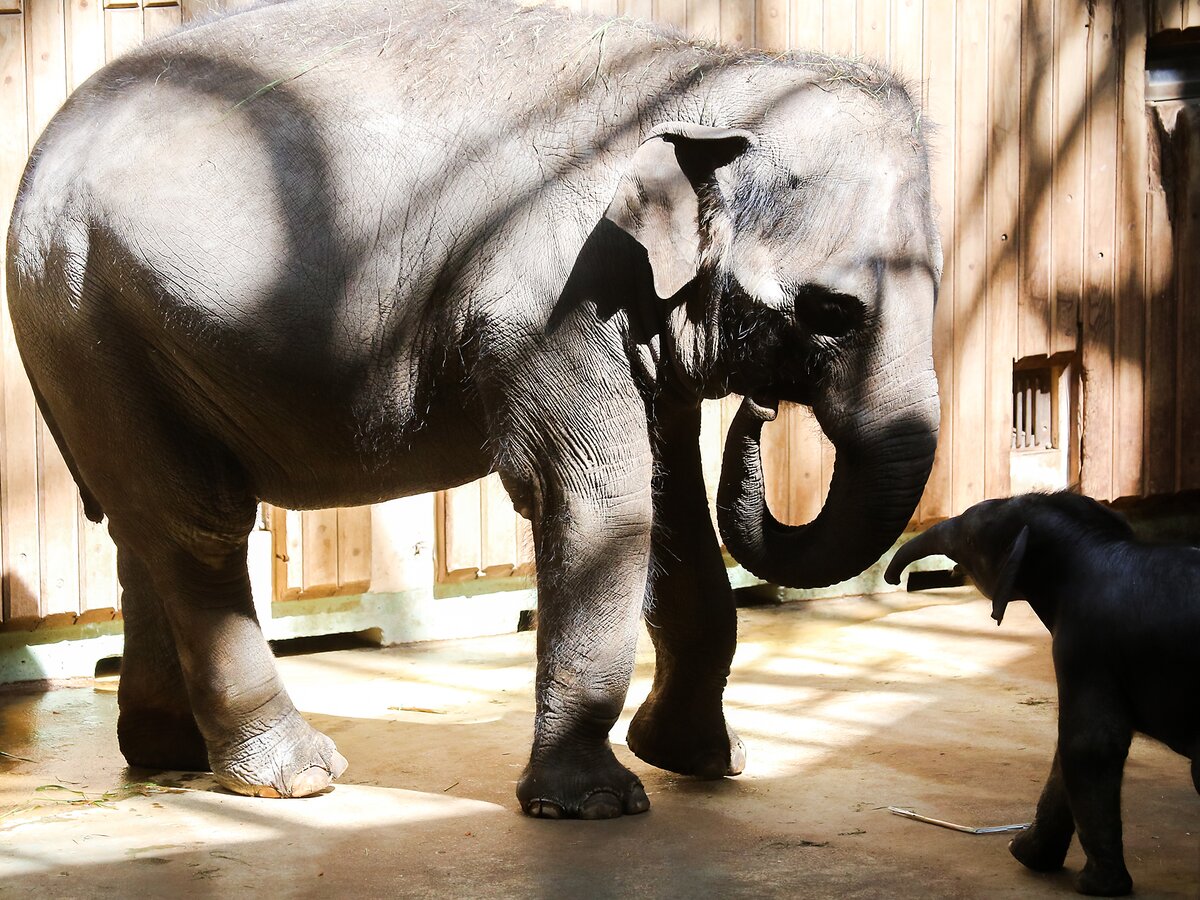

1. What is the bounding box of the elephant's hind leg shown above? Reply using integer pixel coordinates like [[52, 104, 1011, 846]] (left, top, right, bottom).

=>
[[76, 407, 345, 797], [114, 500, 347, 798], [1009, 749, 1075, 872], [626, 397, 744, 778], [116, 545, 208, 772]]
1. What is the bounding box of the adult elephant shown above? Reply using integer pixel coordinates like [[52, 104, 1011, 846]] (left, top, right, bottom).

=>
[[6, 0, 940, 817]]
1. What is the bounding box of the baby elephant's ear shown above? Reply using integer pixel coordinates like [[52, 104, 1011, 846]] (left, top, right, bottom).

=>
[[604, 122, 755, 300], [991, 525, 1030, 626]]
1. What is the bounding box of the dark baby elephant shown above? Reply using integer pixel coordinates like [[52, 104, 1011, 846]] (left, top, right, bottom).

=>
[[887, 492, 1200, 896], [7, 0, 941, 816]]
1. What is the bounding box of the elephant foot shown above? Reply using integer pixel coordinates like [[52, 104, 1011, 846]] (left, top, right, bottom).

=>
[[118, 708, 210, 772], [1009, 824, 1072, 873], [517, 744, 649, 819], [209, 710, 347, 798], [1075, 862, 1133, 897], [627, 690, 745, 778]]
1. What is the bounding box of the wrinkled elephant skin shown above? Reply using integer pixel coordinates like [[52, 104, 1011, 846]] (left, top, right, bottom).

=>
[[7, 0, 940, 816], [888, 492, 1200, 896]]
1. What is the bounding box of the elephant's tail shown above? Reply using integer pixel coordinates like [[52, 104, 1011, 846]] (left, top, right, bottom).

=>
[[27, 375, 105, 525]]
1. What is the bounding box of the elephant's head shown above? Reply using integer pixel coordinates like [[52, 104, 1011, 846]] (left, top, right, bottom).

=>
[[884, 493, 1133, 626], [605, 77, 941, 589]]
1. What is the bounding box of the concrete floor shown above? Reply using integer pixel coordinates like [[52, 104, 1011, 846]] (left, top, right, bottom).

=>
[[0, 588, 1196, 898]]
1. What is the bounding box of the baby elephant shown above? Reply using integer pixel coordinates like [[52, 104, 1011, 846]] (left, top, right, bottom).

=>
[[886, 492, 1200, 896]]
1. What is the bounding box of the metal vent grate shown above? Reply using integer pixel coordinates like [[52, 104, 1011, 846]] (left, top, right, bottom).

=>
[[1013, 368, 1053, 450]]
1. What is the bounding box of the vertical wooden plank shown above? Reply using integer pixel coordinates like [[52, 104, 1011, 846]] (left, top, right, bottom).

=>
[[951, 0, 987, 513], [1018, 0, 1053, 359], [587, 0, 619, 16], [481, 473, 517, 578], [920, 0, 954, 522], [1080, 0, 1119, 501], [1151, 0, 1183, 33], [754, 0, 786, 50], [1113, 1, 1147, 500], [790, 0, 822, 48], [760, 413, 791, 524], [984, 0, 1020, 500], [180, 0, 211, 23], [1186, 0, 1200, 29], [786, 404, 824, 525], [25, 0, 67, 141], [513, 510, 535, 576], [301, 508, 339, 596], [104, 4, 143, 61], [858, 0, 888, 62], [368, 496, 435, 594], [698, 398, 723, 526], [890, 0, 922, 81], [79, 511, 118, 612], [1176, 107, 1200, 490], [1050, 0, 1088, 355], [283, 508, 303, 598], [336, 505, 372, 592], [65, 0, 105, 92], [0, 16, 41, 620], [687, 0, 720, 39], [23, 0, 82, 617], [143, 2, 180, 41], [720, 0, 752, 45], [1145, 150, 1176, 496], [0, 0, 21, 12], [619, 0, 653, 19], [656, 0, 688, 31], [825, 0, 856, 55], [441, 481, 482, 580], [38, 430, 81, 616]]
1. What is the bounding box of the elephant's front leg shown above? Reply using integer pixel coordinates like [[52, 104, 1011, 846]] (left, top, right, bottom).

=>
[[626, 396, 743, 778], [516, 433, 654, 820]]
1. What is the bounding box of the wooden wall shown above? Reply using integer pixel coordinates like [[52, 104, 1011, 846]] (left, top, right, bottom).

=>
[[1, 0, 1199, 624]]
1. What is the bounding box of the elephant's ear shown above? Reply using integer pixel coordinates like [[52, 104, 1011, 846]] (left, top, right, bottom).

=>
[[991, 525, 1030, 626], [604, 122, 756, 300]]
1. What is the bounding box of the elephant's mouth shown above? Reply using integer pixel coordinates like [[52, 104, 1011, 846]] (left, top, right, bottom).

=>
[[715, 299, 824, 405]]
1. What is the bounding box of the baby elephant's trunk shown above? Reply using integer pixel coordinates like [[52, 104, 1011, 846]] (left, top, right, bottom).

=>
[[884, 519, 958, 586]]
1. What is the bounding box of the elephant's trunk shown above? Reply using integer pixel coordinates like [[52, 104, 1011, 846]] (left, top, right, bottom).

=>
[[883, 517, 958, 586], [716, 365, 939, 590]]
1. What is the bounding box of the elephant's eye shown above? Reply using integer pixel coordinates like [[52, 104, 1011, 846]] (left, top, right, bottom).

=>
[[794, 287, 866, 339]]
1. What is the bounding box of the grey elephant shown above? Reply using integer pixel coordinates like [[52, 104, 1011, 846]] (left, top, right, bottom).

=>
[[886, 492, 1200, 896], [7, 0, 940, 817]]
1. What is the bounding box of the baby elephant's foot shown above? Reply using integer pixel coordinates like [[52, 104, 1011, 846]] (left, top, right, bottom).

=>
[[627, 690, 744, 779], [209, 710, 347, 798], [1075, 862, 1133, 897], [118, 708, 210, 773], [518, 745, 649, 819], [1009, 824, 1072, 872]]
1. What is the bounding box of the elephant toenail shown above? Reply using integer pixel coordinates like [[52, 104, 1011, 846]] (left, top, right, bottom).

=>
[[625, 787, 651, 815], [290, 766, 332, 798], [580, 792, 623, 819], [727, 737, 747, 776], [527, 799, 564, 819], [330, 750, 349, 778]]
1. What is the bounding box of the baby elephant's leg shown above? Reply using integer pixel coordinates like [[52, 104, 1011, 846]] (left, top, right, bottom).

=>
[[1009, 749, 1074, 871], [1057, 698, 1134, 896]]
